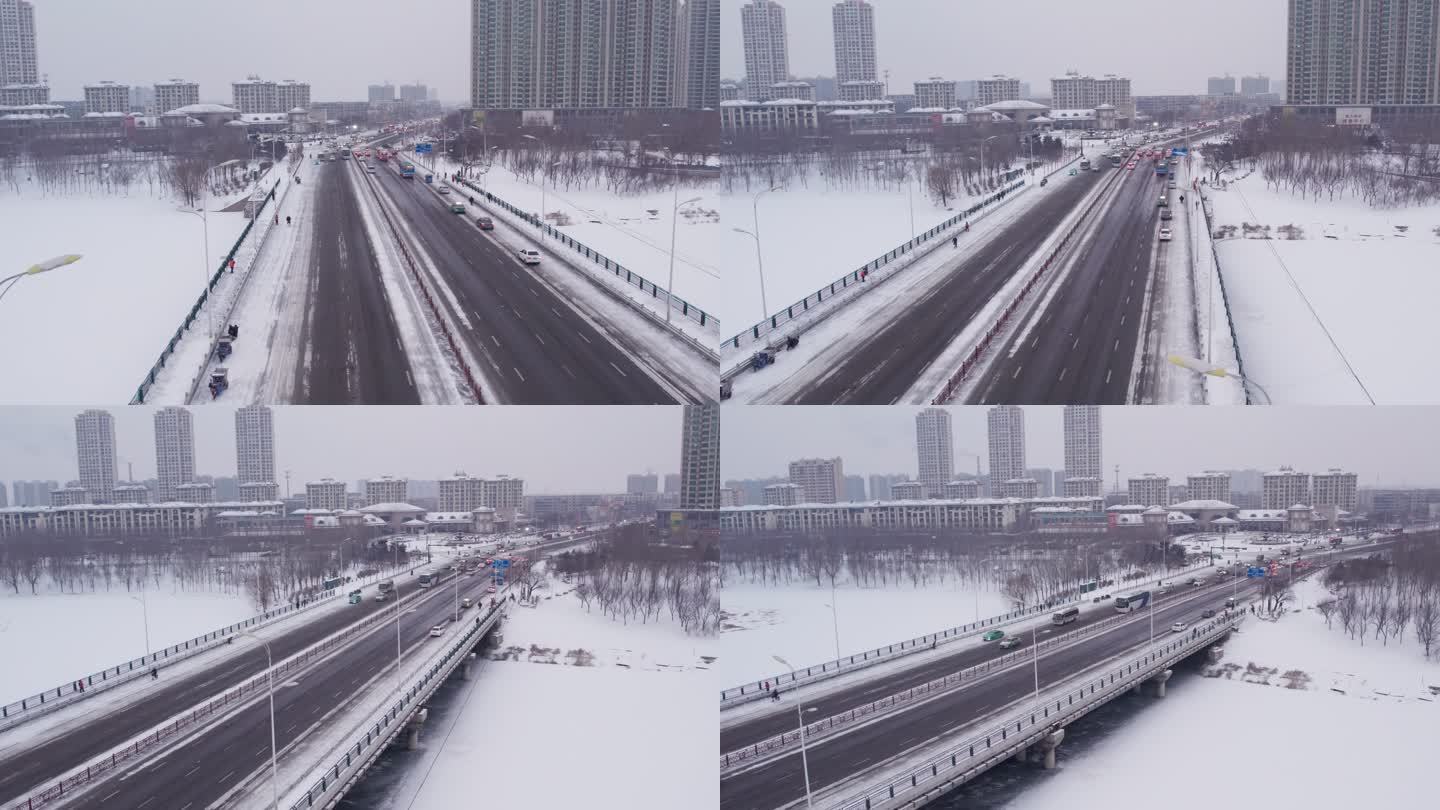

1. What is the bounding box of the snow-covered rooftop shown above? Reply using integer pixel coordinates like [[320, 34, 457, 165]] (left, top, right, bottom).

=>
[[359, 502, 425, 514], [166, 103, 238, 115], [1169, 499, 1238, 510]]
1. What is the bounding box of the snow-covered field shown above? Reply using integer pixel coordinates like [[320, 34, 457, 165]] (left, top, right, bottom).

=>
[[0, 580, 255, 704], [1203, 160, 1440, 403], [0, 176, 251, 402], [720, 581, 1013, 686], [1009, 576, 1438, 810], [384, 572, 715, 810]]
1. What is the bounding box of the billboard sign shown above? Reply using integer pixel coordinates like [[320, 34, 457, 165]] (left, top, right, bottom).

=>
[[1335, 107, 1372, 127]]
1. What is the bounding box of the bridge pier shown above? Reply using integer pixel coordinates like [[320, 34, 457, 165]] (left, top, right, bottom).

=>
[[404, 707, 429, 750], [1037, 729, 1065, 770], [1150, 669, 1173, 698], [461, 652, 477, 680]]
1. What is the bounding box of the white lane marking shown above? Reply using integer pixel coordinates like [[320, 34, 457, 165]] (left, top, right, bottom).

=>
[[1106, 369, 1113, 384], [561, 364, 576, 379], [1012, 365, 1023, 379], [1059, 367, 1067, 381], [514, 367, 526, 382], [609, 362, 628, 377], [578, 332, 591, 344], [490, 335, 500, 347], [533, 333, 545, 346]]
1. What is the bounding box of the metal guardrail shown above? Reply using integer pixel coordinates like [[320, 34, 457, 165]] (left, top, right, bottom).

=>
[[450, 175, 716, 332], [285, 601, 505, 810], [0, 563, 407, 733], [6, 565, 430, 810], [721, 598, 1219, 770], [130, 178, 281, 404], [1195, 189, 1251, 405], [721, 560, 1215, 708], [834, 613, 1243, 810], [726, 172, 1027, 355]]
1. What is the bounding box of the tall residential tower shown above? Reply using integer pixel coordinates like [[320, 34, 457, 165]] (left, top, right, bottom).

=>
[[741, 0, 789, 101], [74, 410, 117, 504]]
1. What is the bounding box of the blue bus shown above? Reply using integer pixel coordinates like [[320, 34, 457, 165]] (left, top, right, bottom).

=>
[[1114, 591, 1151, 613], [400, 160, 415, 178]]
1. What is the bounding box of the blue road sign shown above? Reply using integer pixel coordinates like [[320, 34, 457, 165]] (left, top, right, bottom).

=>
[[1247, 566, 1265, 578], [415, 143, 432, 154], [494, 558, 511, 569], [1171, 147, 1188, 156]]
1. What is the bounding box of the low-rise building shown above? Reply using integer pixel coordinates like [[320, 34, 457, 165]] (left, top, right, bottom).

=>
[[83, 81, 131, 114]]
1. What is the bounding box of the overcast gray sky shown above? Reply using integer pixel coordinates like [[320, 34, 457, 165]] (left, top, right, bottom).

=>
[[0, 407, 680, 494], [722, 406, 1440, 488], [32, 0, 469, 101], [721, 0, 1285, 95]]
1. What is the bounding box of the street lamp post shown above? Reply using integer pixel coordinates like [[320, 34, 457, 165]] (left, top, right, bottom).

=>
[[0, 255, 84, 304], [824, 596, 841, 660], [980, 135, 1000, 186], [129, 592, 151, 658], [666, 192, 703, 324], [750, 186, 780, 321], [772, 656, 814, 810], [239, 632, 279, 810]]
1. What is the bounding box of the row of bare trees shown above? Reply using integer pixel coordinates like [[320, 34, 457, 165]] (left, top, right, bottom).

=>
[[551, 523, 718, 635], [720, 531, 1188, 608], [1315, 540, 1440, 658]]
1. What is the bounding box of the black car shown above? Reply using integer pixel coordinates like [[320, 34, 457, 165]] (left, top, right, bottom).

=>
[[1201, 609, 1217, 618]]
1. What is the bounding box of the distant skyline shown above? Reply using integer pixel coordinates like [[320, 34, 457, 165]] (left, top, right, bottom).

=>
[[0, 407, 681, 495], [722, 406, 1440, 488], [720, 0, 1285, 96], [24, 0, 465, 100]]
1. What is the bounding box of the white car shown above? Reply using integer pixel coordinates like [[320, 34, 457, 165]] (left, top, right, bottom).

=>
[[1171, 621, 1188, 633], [438, 186, 451, 195], [516, 249, 541, 265], [429, 622, 448, 637], [1159, 227, 1173, 241]]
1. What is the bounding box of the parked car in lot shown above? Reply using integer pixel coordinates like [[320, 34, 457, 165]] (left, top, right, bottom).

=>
[[999, 636, 1023, 650], [1171, 621, 1188, 633], [516, 248, 541, 265], [475, 216, 494, 230], [982, 629, 1006, 642]]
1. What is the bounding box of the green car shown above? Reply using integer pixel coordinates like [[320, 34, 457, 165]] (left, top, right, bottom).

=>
[[982, 630, 1006, 642], [449, 203, 466, 214]]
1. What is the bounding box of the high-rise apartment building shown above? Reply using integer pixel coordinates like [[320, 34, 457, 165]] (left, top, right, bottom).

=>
[[1263, 466, 1312, 509], [1240, 74, 1271, 95], [368, 83, 395, 103], [1207, 75, 1237, 95], [1050, 71, 1133, 119], [942, 480, 980, 499], [1186, 471, 1232, 503], [915, 408, 954, 491], [741, 0, 789, 101], [675, 0, 719, 108], [275, 80, 310, 110], [914, 77, 957, 108], [1287, 0, 1440, 105], [154, 79, 199, 112], [788, 457, 844, 504], [235, 405, 276, 500], [399, 83, 428, 102], [986, 405, 1026, 488], [764, 482, 803, 505], [867, 473, 905, 501], [483, 475, 525, 512], [831, 0, 877, 85], [232, 76, 276, 113], [627, 473, 660, 494], [305, 479, 347, 510], [1064, 477, 1103, 497], [472, 0, 692, 111], [680, 404, 719, 510], [0, 0, 38, 85], [1026, 468, 1054, 498], [74, 409, 117, 504], [891, 481, 927, 500], [1128, 473, 1170, 507], [1063, 405, 1102, 484], [1312, 468, 1358, 511], [439, 472, 486, 512], [975, 75, 1021, 106], [365, 476, 409, 505], [153, 407, 195, 503], [84, 81, 131, 113]]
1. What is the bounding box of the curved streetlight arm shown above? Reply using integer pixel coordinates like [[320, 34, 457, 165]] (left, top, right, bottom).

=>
[[240, 631, 280, 810]]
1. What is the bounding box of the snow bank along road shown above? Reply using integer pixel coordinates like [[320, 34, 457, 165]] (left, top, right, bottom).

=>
[[720, 536, 1402, 810], [784, 171, 1103, 404], [367, 158, 691, 404]]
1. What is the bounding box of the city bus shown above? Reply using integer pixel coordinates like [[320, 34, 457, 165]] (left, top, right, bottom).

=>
[[1109, 154, 1123, 168], [1114, 591, 1151, 613], [418, 572, 436, 588], [1051, 606, 1081, 626], [400, 160, 415, 178], [377, 580, 394, 595]]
